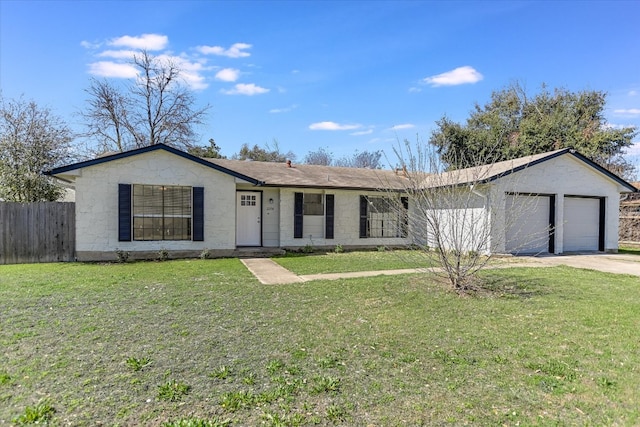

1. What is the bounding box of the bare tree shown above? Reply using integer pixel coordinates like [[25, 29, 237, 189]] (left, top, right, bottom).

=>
[[0, 95, 74, 201], [383, 139, 547, 293], [335, 150, 383, 169], [304, 147, 333, 165], [79, 50, 210, 153], [79, 78, 130, 153]]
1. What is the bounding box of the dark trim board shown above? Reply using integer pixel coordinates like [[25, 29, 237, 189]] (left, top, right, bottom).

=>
[[599, 197, 606, 252], [548, 195, 556, 253]]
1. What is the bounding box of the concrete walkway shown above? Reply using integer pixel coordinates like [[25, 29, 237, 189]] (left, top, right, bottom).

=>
[[241, 258, 305, 284], [241, 253, 640, 285]]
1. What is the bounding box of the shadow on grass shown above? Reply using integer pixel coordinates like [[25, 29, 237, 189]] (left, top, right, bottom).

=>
[[475, 273, 550, 299]]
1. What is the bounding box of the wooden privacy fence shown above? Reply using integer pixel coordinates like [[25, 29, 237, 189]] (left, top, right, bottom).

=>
[[0, 202, 75, 264], [620, 193, 640, 246]]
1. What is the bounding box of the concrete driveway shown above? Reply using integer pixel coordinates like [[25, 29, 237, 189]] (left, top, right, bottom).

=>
[[509, 253, 640, 277]]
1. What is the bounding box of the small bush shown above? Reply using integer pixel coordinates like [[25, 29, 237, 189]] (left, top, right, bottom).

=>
[[377, 246, 386, 252], [334, 244, 344, 253], [157, 248, 169, 261], [157, 379, 190, 402], [115, 249, 130, 263], [302, 244, 314, 254], [13, 400, 55, 425], [200, 248, 211, 259]]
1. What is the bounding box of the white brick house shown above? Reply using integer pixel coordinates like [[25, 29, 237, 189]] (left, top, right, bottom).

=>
[[47, 144, 636, 261]]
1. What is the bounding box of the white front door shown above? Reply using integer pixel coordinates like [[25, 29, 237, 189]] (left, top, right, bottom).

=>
[[236, 192, 261, 246]]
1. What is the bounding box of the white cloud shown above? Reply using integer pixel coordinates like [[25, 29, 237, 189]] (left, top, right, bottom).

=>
[[350, 129, 373, 136], [197, 42, 252, 58], [270, 104, 298, 114], [629, 90, 638, 96], [423, 66, 483, 87], [614, 108, 640, 116], [309, 121, 362, 131], [389, 123, 415, 130], [88, 61, 138, 78], [98, 49, 137, 59], [80, 40, 100, 49], [215, 68, 240, 82], [109, 34, 168, 50], [221, 83, 269, 95], [181, 72, 208, 90], [408, 87, 422, 93]]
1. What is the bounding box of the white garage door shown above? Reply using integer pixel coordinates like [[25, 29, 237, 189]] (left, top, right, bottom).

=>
[[563, 197, 600, 252], [505, 195, 551, 254]]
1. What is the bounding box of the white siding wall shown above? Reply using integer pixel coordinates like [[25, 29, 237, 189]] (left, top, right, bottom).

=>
[[490, 155, 622, 253], [412, 189, 490, 253], [279, 188, 410, 248], [74, 150, 237, 258]]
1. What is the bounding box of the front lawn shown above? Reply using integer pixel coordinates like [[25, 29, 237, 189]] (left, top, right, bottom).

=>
[[1, 259, 639, 426]]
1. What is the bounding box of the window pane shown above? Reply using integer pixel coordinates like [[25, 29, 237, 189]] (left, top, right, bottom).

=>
[[304, 193, 324, 215], [132, 184, 192, 241], [365, 196, 408, 238]]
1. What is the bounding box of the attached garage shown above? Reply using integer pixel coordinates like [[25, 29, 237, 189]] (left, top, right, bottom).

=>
[[563, 196, 604, 252], [505, 194, 554, 254]]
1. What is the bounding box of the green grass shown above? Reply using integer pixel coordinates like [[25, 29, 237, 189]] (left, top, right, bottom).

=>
[[0, 259, 639, 425], [274, 249, 434, 274], [619, 245, 640, 256]]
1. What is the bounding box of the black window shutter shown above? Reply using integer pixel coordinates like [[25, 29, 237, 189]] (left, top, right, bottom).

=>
[[193, 187, 204, 241], [294, 192, 303, 238], [325, 194, 335, 239], [401, 196, 409, 238], [118, 184, 132, 242], [359, 195, 368, 238]]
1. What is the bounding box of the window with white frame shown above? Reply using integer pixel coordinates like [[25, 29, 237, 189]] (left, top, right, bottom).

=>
[[133, 184, 192, 240]]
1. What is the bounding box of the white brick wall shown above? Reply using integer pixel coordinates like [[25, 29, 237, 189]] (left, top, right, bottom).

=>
[[74, 150, 237, 255]]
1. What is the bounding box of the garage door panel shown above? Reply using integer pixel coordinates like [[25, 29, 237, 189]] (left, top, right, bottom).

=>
[[505, 195, 551, 254], [563, 197, 600, 252]]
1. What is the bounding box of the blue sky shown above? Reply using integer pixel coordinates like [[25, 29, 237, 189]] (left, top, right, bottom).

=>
[[1, 0, 639, 171]]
